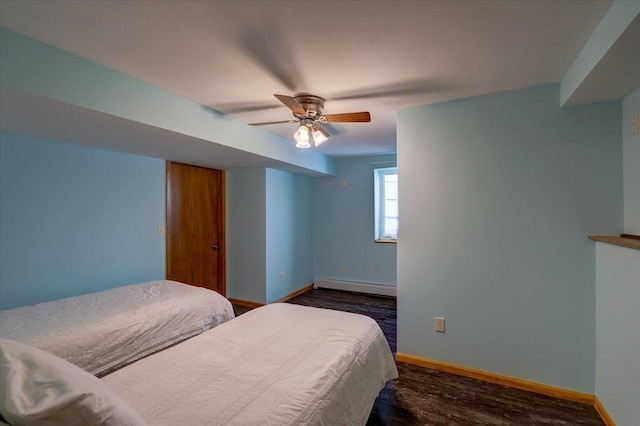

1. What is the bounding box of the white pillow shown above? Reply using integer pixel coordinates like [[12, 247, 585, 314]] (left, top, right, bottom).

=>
[[0, 339, 144, 425]]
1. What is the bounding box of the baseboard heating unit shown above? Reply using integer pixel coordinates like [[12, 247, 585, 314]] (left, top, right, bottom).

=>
[[314, 278, 396, 297]]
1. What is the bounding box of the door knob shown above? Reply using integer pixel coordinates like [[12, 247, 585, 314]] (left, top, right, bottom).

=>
[[211, 244, 219, 250]]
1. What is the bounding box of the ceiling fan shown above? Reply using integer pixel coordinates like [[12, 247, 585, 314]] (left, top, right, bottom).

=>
[[249, 94, 371, 148]]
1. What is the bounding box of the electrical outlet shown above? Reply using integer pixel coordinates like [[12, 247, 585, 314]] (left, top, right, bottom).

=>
[[279, 272, 285, 282], [341, 265, 347, 273], [157, 225, 165, 236], [633, 113, 639, 135], [435, 317, 445, 333]]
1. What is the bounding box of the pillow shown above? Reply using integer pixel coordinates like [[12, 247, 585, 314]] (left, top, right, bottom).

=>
[[0, 339, 144, 426]]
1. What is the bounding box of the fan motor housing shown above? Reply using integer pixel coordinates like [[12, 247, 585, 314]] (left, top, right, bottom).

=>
[[294, 94, 325, 118]]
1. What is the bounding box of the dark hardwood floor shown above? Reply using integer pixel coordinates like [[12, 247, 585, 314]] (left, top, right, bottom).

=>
[[233, 288, 604, 426]]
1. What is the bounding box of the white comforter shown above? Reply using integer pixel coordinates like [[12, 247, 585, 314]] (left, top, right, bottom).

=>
[[0, 280, 235, 376], [102, 303, 398, 425]]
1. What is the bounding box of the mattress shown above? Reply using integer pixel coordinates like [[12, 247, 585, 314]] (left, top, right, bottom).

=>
[[0, 280, 235, 376], [102, 303, 398, 425]]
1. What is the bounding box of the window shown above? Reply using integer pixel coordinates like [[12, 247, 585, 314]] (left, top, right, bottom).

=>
[[374, 167, 398, 242]]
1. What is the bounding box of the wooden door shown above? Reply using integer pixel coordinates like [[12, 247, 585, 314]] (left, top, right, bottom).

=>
[[166, 162, 225, 295]]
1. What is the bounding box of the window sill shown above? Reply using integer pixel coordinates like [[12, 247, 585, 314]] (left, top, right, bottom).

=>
[[375, 239, 398, 244]]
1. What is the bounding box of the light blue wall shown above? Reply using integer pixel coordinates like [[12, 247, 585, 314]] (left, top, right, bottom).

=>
[[623, 87, 640, 234], [594, 87, 640, 426], [594, 243, 640, 426], [266, 169, 313, 303], [397, 84, 622, 393], [226, 168, 314, 304], [226, 168, 267, 304], [312, 155, 397, 286], [0, 132, 165, 310]]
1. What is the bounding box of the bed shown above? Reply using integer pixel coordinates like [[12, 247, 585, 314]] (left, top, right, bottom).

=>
[[103, 303, 397, 425], [0, 280, 235, 376], [1, 303, 397, 425]]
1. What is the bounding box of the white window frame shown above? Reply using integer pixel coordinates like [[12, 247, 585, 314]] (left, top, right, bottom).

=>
[[374, 167, 398, 242]]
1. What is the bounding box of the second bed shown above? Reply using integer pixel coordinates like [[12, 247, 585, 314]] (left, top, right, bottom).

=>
[[0, 280, 235, 376]]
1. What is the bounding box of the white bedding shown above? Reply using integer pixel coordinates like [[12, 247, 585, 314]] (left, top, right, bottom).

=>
[[0, 280, 235, 376], [102, 303, 398, 425]]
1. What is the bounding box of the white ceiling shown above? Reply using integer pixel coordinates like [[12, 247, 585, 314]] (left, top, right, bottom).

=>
[[0, 0, 617, 158]]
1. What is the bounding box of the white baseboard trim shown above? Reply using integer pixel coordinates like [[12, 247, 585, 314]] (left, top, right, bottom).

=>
[[314, 278, 396, 297]]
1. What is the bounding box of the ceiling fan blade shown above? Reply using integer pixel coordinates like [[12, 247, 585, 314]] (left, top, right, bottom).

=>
[[208, 101, 281, 115], [322, 112, 371, 123], [312, 123, 330, 138], [242, 31, 305, 92], [274, 94, 306, 116], [330, 78, 451, 101], [249, 119, 298, 126]]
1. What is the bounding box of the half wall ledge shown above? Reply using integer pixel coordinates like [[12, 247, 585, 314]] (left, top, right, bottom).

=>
[[588, 235, 640, 250]]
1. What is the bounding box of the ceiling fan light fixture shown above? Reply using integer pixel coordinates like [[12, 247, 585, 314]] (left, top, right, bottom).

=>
[[294, 124, 311, 148], [312, 127, 328, 146], [295, 139, 311, 149]]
